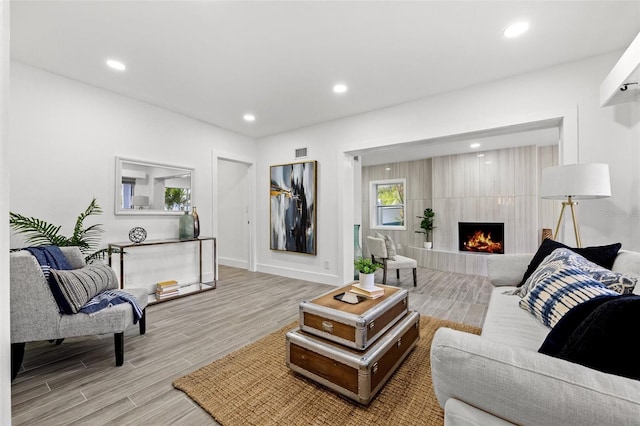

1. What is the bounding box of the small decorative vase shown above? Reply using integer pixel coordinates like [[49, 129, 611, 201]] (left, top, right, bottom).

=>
[[354, 224, 363, 280], [179, 210, 195, 240], [192, 207, 200, 238], [359, 272, 375, 289], [424, 242, 433, 249]]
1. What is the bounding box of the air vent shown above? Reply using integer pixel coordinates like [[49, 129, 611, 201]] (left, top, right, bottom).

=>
[[295, 147, 308, 158]]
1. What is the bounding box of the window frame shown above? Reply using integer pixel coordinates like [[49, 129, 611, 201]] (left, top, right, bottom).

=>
[[369, 178, 407, 231]]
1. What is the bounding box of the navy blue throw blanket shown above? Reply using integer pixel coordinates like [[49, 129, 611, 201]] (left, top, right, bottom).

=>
[[79, 290, 144, 324], [25, 246, 72, 279]]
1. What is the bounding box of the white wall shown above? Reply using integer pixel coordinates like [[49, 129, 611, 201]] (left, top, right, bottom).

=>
[[256, 52, 640, 285], [9, 62, 256, 290], [1, 1, 12, 423]]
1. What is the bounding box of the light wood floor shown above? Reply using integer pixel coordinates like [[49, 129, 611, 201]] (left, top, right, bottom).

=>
[[11, 265, 492, 425]]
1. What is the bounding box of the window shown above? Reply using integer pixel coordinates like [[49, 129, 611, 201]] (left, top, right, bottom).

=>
[[370, 179, 406, 230], [121, 178, 136, 210]]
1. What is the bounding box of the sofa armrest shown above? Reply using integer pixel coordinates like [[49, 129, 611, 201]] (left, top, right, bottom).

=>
[[486, 254, 530, 287], [431, 328, 640, 426], [10, 251, 62, 342]]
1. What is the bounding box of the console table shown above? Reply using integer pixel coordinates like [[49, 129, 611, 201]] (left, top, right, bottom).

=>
[[108, 237, 217, 305]]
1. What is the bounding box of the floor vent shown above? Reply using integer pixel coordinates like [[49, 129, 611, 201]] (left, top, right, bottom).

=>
[[295, 147, 308, 159]]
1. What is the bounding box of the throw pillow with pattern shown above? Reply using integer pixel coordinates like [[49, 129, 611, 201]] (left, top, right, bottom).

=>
[[518, 239, 622, 287], [49, 264, 119, 314], [519, 248, 637, 296], [376, 232, 397, 260], [519, 265, 618, 328]]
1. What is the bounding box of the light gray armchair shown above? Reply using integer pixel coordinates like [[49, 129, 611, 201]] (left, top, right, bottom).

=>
[[10, 246, 149, 380], [367, 236, 418, 286]]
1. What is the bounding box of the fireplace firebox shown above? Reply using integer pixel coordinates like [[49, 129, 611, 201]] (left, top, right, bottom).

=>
[[458, 222, 504, 254]]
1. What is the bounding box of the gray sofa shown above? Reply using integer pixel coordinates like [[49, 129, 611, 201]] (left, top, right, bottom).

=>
[[10, 246, 149, 380], [431, 250, 640, 426]]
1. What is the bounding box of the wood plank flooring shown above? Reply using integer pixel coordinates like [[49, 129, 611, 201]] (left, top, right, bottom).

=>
[[11, 266, 492, 425]]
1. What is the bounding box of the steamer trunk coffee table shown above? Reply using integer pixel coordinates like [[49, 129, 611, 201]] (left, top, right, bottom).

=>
[[286, 283, 420, 405]]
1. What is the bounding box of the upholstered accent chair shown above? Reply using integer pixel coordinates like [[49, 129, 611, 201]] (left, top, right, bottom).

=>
[[10, 246, 149, 381], [367, 236, 418, 287]]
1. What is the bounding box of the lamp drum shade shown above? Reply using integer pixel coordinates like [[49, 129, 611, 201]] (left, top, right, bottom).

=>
[[540, 163, 611, 200], [131, 195, 149, 206]]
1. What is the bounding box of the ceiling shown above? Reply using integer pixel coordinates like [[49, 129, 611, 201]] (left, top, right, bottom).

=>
[[9, 1, 640, 140]]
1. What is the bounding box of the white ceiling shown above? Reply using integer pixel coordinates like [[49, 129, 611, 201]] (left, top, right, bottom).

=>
[[10, 1, 640, 141]]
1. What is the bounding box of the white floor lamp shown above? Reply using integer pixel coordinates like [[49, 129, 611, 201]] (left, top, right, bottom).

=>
[[540, 163, 611, 248]]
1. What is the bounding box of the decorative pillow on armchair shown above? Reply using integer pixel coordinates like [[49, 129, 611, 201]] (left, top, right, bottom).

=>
[[375, 232, 397, 260], [49, 264, 119, 314]]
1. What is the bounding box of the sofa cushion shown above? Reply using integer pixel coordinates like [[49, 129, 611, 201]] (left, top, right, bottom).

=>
[[518, 239, 621, 287], [481, 286, 549, 350], [49, 264, 119, 314], [519, 260, 618, 328], [541, 295, 640, 380]]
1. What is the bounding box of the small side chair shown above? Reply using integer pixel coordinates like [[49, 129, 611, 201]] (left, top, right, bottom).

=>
[[10, 247, 149, 381], [367, 236, 417, 287]]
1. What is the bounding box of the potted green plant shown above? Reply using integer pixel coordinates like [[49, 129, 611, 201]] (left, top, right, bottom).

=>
[[415, 208, 436, 249], [9, 198, 113, 263], [354, 256, 382, 289]]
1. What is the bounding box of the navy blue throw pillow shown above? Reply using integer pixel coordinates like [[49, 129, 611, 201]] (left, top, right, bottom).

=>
[[518, 240, 622, 287], [539, 294, 620, 355], [541, 295, 640, 380]]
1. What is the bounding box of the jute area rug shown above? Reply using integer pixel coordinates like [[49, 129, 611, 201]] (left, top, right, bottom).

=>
[[173, 316, 481, 426]]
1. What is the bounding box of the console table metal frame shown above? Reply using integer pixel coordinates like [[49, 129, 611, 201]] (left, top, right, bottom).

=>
[[108, 237, 216, 304]]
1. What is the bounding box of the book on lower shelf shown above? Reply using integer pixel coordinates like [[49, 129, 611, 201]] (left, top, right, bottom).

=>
[[156, 289, 179, 298], [156, 280, 179, 294], [349, 283, 384, 299]]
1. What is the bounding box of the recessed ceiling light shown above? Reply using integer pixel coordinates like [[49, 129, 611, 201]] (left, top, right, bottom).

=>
[[477, 153, 485, 157], [385, 167, 391, 171], [333, 83, 348, 94], [243, 113, 256, 122], [485, 161, 493, 165], [106, 59, 126, 71], [503, 21, 529, 38], [470, 143, 481, 148]]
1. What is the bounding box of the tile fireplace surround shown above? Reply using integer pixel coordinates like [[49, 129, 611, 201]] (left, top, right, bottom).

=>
[[362, 144, 558, 275]]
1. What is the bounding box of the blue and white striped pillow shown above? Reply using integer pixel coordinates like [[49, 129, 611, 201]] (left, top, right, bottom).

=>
[[519, 265, 618, 328]]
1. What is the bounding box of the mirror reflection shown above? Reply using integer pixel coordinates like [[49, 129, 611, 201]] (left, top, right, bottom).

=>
[[115, 157, 193, 215]]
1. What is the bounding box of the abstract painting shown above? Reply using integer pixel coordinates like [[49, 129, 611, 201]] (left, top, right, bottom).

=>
[[270, 161, 317, 255]]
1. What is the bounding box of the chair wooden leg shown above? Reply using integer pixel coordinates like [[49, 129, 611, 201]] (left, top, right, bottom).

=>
[[11, 342, 26, 381], [114, 332, 124, 366], [396, 269, 400, 280], [413, 268, 417, 287], [139, 309, 146, 335], [382, 267, 387, 284]]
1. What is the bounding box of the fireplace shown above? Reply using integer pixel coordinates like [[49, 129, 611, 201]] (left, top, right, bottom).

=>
[[458, 222, 504, 254]]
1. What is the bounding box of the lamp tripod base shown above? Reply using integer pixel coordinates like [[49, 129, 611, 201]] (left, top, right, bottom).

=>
[[552, 196, 582, 248]]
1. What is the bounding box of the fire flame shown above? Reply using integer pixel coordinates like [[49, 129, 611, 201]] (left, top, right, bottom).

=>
[[463, 231, 503, 253]]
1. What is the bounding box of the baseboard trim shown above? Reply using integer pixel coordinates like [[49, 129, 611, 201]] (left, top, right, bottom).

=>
[[256, 263, 340, 286], [219, 257, 249, 270]]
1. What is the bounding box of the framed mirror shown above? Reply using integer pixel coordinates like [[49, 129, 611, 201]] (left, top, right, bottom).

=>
[[115, 157, 194, 215]]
